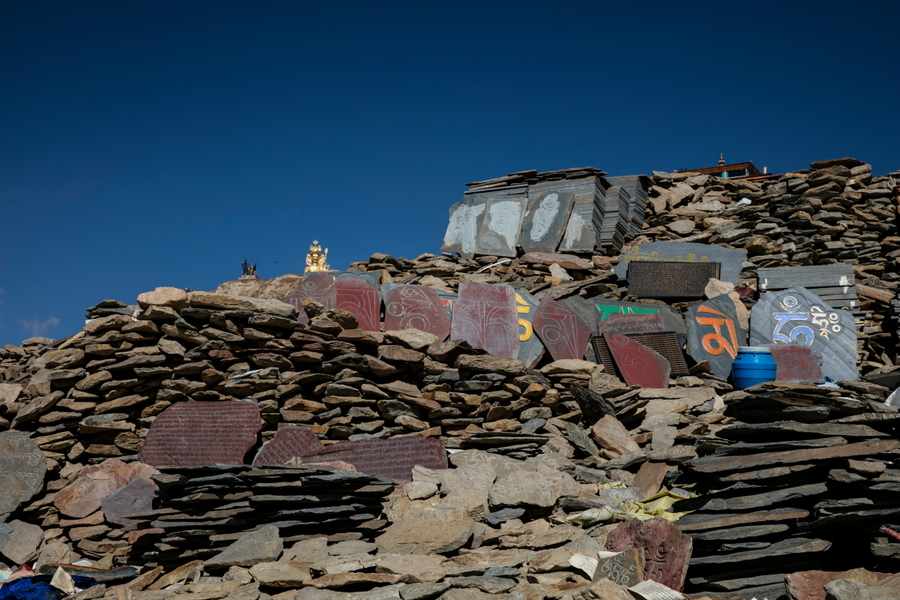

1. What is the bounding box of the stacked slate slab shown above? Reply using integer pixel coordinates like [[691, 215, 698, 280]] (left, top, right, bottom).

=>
[[605, 175, 650, 238], [594, 182, 629, 250], [758, 264, 860, 312]]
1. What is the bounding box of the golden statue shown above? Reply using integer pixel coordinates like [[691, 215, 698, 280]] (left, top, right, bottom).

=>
[[305, 240, 330, 272], [241, 257, 258, 279]]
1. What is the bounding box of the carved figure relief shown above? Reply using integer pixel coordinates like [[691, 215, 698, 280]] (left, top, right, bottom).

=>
[[529, 193, 560, 241]]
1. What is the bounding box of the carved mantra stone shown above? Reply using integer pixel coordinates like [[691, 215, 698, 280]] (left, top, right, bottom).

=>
[[304, 437, 447, 482], [687, 294, 746, 379], [605, 518, 693, 591], [515, 290, 545, 368], [451, 282, 519, 359], [616, 241, 747, 285], [0, 432, 46, 522], [599, 313, 666, 336], [335, 278, 381, 332], [605, 330, 670, 388], [534, 298, 592, 361], [252, 426, 327, 467], [521, 191, 575, 254], [771, 344, 824, 383], [383, 284, 451, 341], [284, 272, 337, 324], [101, 477, 158, 527], [139, 401, 262, 467], [476, 196, 527, 258], [442, 195, 488, 259]]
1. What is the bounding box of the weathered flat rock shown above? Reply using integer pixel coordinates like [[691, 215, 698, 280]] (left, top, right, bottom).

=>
[[690, 537, 831, 567], [681, 440, 900, 474], [205, 524, 283, 568]]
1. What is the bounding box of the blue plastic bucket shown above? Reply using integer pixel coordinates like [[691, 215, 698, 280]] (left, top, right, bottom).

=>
[[731, 346, 777, 389]]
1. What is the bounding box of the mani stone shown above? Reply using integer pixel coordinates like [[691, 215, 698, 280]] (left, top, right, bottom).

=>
[[0, 519, 43, 565], [627, 261, 721, 300], [284, 272, 337, 319], [139, 401, 262, 467], [334, 277, 381, 332], [442, 194, 488, 259], [594, 548, 645, 588], [605, 331, 670, 389], [252, 426, 327, 467], [533, 298, 592, 362], [304, 437, 447, 482], [687, 294, 746, 379], [616, 241, 747, 285], [514, 290, 545, 368], [475, 195, 527, 258], [54, 458, 158, 519], [101, 477, 158, 527], [520, 191, 576, 253], [0, 431, 46, 523], [451, 282, 519, 359], [594, 299, 687, 345], [605, 518, 693, 592], [599, 313, 666, 336], [382, 284, 451, 342], [750, 286, 858, 382], [771, 344, 824, 383]]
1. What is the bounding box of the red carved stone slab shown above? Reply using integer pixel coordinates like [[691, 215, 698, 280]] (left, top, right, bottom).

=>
[[303, 437, 447, 482], [101, 477, 158, 527], [605, 331, 670, 388], [139, 402, 262, 467], [533, 298, 592, 361], [252, 426, 327, 467], [383, 285, 451, 341], [335, 278, 382, 332], [599, 313, 666, 336], [771, 344, 824, 384], [284, 272, 337, 324], [450, 282, 519, 359], [605, 517, 693, 592]]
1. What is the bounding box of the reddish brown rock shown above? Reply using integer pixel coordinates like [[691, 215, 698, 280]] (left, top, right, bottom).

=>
[[53, 459, 158, 519], [605, 518, 693, 591]]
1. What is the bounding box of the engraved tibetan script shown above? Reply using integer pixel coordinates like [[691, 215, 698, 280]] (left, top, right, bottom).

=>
[[0, 431, 46, 521]]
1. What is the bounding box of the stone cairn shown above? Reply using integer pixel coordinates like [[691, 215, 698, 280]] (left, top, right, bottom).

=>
[[0, 157, 899, 600]]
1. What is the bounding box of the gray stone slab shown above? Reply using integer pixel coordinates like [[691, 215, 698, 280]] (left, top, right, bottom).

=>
[[616, 242, 747, 285], [520, 191, 575, 253], [0, 431, 46, 523], [442, 195, 488, 258], [687, 294, 747, 379], [475, 196, 527, 257], [750, 286, 858, 382], [514, 290, 545, 368]]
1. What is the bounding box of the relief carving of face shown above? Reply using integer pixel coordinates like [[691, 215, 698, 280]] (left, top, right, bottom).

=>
[[530, 193, 560, 241], [488, 201, 521, 248]]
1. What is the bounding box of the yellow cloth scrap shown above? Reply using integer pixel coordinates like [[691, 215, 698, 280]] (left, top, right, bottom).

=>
[[550, 487, 695, 526]]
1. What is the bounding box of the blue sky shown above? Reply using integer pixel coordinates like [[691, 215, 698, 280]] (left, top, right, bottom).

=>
[[2, 1, 899, 345]]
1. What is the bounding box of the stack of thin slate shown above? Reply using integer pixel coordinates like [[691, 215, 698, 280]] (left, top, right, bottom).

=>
[[670, 382, 900, 600], [758, 264, 860, 312], [593, 183, 629, 250], [129, 464, 394, 568], [605, 175, 650, 238]]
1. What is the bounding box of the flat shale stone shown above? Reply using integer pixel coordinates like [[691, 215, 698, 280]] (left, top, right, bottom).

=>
[[0, 431, 46, 522], [605, 518, 692, 591], [451, 282, 519, 359]]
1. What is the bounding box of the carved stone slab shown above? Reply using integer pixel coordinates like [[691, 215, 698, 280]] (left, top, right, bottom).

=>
[[687, 294, 747, 379], [605, 518, 693, 591], [593, 332, 689, 379], [605, 331, 670, 388], [594, 548, 645, 587], [101, 477, 158, 527], [284, 272, 337, 324], [252, 426, 327, 467], [560, 296, 602, 362], [442, 195, 488, 258], [750, 286, 858, 382], [451, 282, 519, 359], [382, 284, 451, 341], [534, 298, 592, 361], [335, 270, 381, 289], [335, 278, 382, 332], [304, 437, 447, 482], [139, 401, 262, 467], [0, 431, 46, 523], [521, 191, 575, 253], [771, 344, 824, 384], [594, 300, 687, 345], [515, 290, 545, 368], [599, 313, 666, 336], [627, 261, 721, 299], [475, 196, 527, 257], [616, 241, 747, 285]]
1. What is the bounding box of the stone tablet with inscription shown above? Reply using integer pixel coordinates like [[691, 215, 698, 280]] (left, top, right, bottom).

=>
[[616, 241, 747, 285], [335, 277, 382, 332], [628, 261, 721, 299], [594, 300, 687, 346], [335, 270, 381, 289], [687, 294, 747, 379], [101, 477, 158, 527], [382, 284, 451, 341], [750, 286, 858, 382], [771, 344, 824, 384], [0, 432, 46, 523], [304, 437, 447, 482], [451, 282, 519, 359], [534, 298, 592, 362], [605, 331, 670, 388], [521, 191, 575, 253], [514, 290, 545, 368], [284, 272, 337, 324], [442, 195, 488, 259], [605, 517, 693, 592], [594, 548, 645, 587], [599, 313, 666, 336], [252, 426, 327, 467], [139, 401, 262, 467], [475, 196, 527, 258]]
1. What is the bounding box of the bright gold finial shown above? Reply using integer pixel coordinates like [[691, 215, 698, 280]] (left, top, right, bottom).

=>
[[305, 240, 330, 272]]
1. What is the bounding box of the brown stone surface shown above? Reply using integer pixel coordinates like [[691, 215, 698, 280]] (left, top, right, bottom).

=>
[[53, 458, 158, 519], [520, 252, 593, 270], [606, 331, 670, 388], [304, 437, 447, 481], [137, 287, 189, 310], [383, 285, 451, 341], [139, 401, 262, 467], [786, 568, 888, 600], [100, 477, 158, 526], [451, 282, 519, 359], [335, 278, 381, 332], [605, 518, 692, 591], [252, 426, 326, 467], [591, 415, 640, 457], [632, 462, 670, 498], [0, 431, 46, 521], [772, 343, 824, 383], [533, 298, 592, 361]]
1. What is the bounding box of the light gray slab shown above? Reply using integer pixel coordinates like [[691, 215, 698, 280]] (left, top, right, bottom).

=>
[[616, 241, 747, 285], [521, 191, 575, 254], [750, 286, 858, 382], [441, 195, 487, 258], [475, 196, 527, 258]]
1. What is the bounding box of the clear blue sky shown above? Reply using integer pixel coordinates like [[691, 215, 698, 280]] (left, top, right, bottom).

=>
[[2, 1, 899, 346]]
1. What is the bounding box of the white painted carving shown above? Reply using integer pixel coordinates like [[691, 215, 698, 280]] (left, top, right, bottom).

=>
[[444, 202, 485, 255], [562, 212, 585, 249], [529, 193, 560, 242], [487, 200, 522, 249]]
